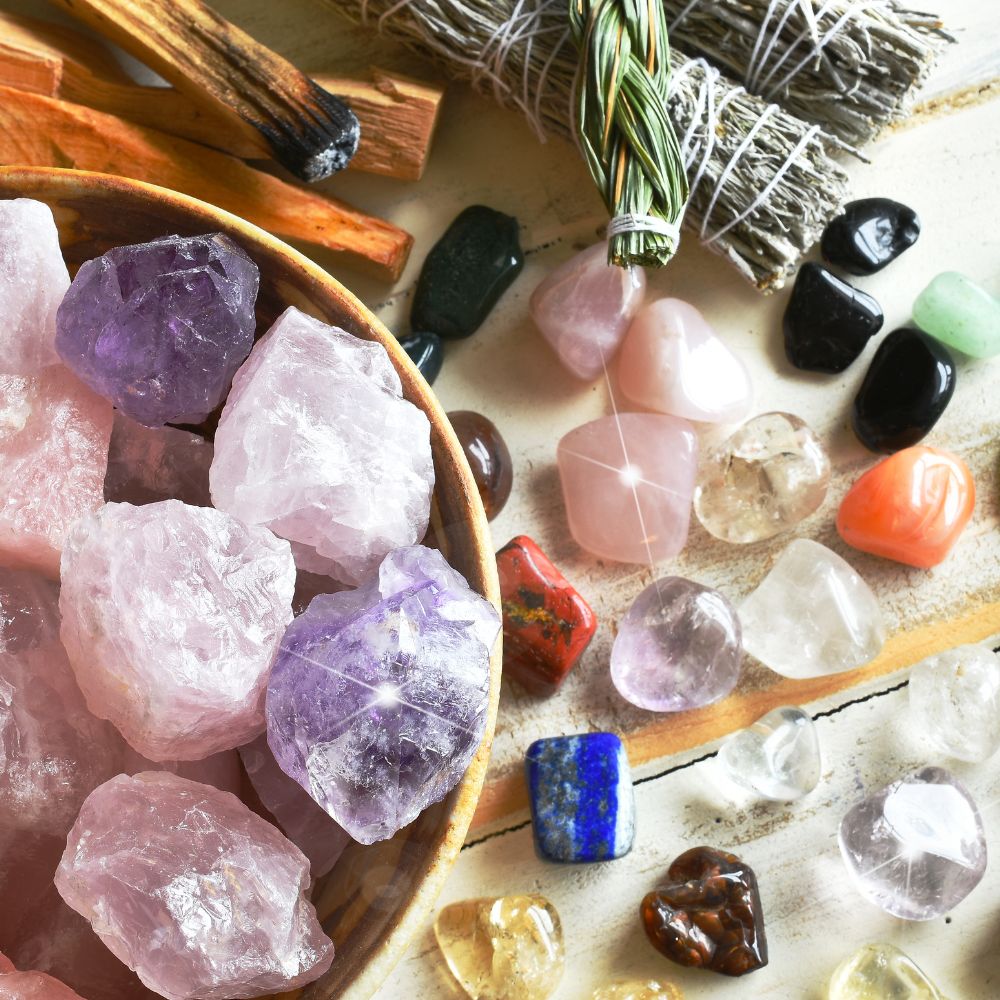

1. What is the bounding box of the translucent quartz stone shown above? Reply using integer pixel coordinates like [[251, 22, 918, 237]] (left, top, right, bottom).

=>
[[611, 576, 742, 712], [837, 446, 975, 569], [557, 414, 697, 564], [908, 644, 1000, 762], [0, 966, 87, 998], [0, 955, 12, 974], [104, 412, 213, 506], [592, 982, 683, 1000], [0, 366, 112, 578], [718, 706, 821, 800], [827, 943, 946, 1000], [838, 766, 987, 920], [913, 271, 1000, 358], [210, 306, 434, 586], [739, 539, 885, 679], [434, 895, 564, 1000], [59, 500, 295, 761], [694, 412, 830, 543], [530, 242, 646, 380], [618, 298, 752, 423], [0, 199, 70, 375], [55, 772, 334, 999]]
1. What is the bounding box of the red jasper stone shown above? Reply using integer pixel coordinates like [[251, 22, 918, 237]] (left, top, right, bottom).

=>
[[496, 535, 596, 695]]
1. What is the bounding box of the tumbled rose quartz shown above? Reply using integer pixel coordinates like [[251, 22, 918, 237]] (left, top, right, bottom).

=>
[[0, 965, 87, 999], [104, 411, 213, 506], [557, 413, 697, 564], [240, 734, 352, 877], [55, 234, 259, 427], [618, 298, 752, 423], [211, 306, 434, 585], [0, 199, 70, 376], [55, 772, 334, 1000], [530, 242, 646, 379], [267, 545, 500, 844], [0, 367, 112, 578], [59, 500, 295, 761], [0, 956, 12, 975]]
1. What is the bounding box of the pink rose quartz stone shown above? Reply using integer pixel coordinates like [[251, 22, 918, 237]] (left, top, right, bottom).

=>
[[0, 955, 13, 974], [530, 242, 646, 380], [58, 500, 295, 761], [0, 367, 112, 578], [618, 298, 752, 423], [210, 306, 434, 585], [55, 772, 334, 1000], [0, 200, 70, 376], [104, 411, 213, 506], [240, 734, 352, 877], [0, 968, 86, 999], [557, 413, 698, 563]]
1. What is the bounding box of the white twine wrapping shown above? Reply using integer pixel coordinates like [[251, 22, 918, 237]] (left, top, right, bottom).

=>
[[607, 213, 682, 245]]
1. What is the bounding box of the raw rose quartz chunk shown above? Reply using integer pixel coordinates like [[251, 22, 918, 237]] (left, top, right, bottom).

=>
[[104, 411, 213, 506], [210, 306, 434, 585], [0, 199, 70, 376], [0, 367, 112, 578], [55, 772, 334, 1000], [0, 567, 127, 836], [0, 967, 87, 999], [59, 500, 295, 761], [240, 734, 352, 877]]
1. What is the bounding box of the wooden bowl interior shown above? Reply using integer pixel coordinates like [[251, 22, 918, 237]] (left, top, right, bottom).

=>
[[0, 167, 501, 1000]]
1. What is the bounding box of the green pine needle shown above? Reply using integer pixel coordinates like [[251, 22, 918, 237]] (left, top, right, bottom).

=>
[[569, 0, 690, 269]]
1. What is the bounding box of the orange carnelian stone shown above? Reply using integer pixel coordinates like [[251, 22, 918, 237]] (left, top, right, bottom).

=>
[[837, 445, 974, 568]]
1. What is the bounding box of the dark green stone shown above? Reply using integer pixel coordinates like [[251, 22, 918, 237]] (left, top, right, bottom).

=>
[[410, 205, 524, 339]]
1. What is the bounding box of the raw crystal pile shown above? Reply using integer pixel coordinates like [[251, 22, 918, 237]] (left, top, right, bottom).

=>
[[266, 545, 499, 844], [0, 367, 112, 578], [240, 734, 352, 877], [838, 766, 987, 920], [55, 772, 334, 999], [210, 306, 434, 585], [104, 412, 213, 506], [827, 943, 945, 1000], [55, 234, 259, 427], [59, 500, 295, 761], [0, 199, 70, 375]]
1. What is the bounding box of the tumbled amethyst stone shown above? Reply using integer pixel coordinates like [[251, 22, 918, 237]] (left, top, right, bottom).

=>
[[266, 545, 500, 845], [55, 234, 259, 427]]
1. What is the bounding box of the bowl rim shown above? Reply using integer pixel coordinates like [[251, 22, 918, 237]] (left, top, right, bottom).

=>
[[0, 165, 502, 999]]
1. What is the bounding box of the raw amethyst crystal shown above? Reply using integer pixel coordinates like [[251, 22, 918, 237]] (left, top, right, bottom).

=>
[[266, 545, 500, 844], [55, 234, 259, 427]]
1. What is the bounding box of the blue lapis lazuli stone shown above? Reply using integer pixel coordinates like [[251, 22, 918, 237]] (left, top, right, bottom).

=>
[[525, 732, 635, 863]]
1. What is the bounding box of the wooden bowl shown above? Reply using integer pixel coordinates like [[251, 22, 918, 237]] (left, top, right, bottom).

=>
[[0, 166, 501, 999]]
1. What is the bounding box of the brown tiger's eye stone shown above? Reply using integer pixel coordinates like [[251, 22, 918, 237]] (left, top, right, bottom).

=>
[[448, 410, 513, 520], [641, 846, 767, 977]]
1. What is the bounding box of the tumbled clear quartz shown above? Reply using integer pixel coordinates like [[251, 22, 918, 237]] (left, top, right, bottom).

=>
[[55, 772, 334, 1000], [908, 644, 1000, 762], [827, 943, 945, 1000], [592, 982, 683, 1000], [694, 412, 830, 543], [0, 366, 112, 578], [838, 766, 986, 920], [211, 306, 434, 585], [739, 539, 885, 679], [718, 706, 821, 801], [0, 199, 70, 375], [59, 500, 295, 761], [267, 545, 500, 844]]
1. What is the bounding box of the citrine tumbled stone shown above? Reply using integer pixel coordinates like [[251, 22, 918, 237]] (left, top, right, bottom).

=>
[[837, 445, 975, 568], [448, 410, 514, 520]]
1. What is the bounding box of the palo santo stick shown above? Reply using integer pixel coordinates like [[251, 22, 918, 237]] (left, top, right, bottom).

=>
[[0, 85, 412, 280], [0, 12, 443, 181], [47, 0, 359, 182]]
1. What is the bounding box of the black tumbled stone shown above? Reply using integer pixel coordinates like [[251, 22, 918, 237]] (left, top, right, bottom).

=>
[[783, 263, 884, 373], [411, 205, 524, 339], [398, 330, 444, 385], [852, 327, 956, 453], [821, 198, 920, 276]]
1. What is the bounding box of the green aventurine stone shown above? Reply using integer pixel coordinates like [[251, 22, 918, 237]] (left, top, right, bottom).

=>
[[411, 205, 524, 339], [913, 271, 1000, 358]]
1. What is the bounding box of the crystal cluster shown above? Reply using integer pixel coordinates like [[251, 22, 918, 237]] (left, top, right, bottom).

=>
[[55, 233, 259, 427], [59, 500, 295, 761], [266, 545, 499, 844], [211, 306, 434, 584], [827, 943, 945, 1000], [55, 772, 334, 999]]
